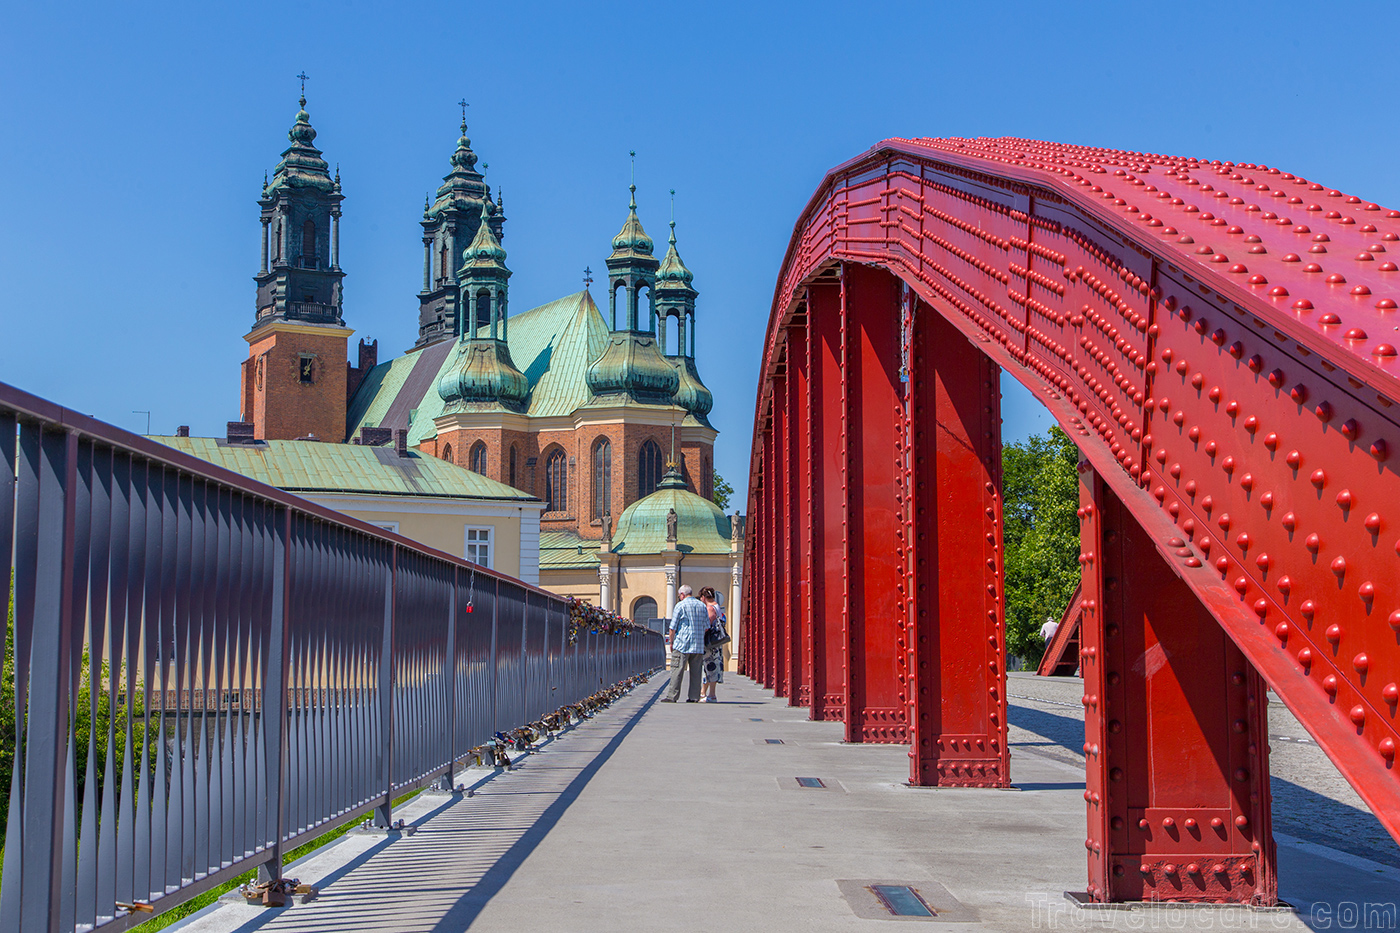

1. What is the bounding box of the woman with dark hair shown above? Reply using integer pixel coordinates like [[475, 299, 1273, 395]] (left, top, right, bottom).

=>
[[697, 586, 727, 703]]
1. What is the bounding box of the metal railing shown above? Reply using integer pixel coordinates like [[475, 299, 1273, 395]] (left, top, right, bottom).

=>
[[0, 381, 663, 932]]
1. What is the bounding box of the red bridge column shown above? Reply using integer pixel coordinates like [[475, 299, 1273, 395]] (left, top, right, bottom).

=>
[[787, 319, 812, 707], [843, 263, 907, 743], [905, 296, 1010, 787], [1080, 466, 1276, 904], [808, 278, 847, 721], [770, 371, 788, 697]]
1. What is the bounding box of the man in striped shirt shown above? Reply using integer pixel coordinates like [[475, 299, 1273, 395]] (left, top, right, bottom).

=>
[[662, 585, 709, 703]]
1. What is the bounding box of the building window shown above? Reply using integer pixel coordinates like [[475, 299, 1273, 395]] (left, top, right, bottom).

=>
[[372, 521, 400, 535], [475, 290, 491, 333], [470, 441, 487, 474], [631, 596, 659, 634], [465, 527, 492, 568], [441, 443, 453, 464], [638, 439, 663, 498], [592, 438, 611, 521], [544, 448, 568, 513], [509, 444, 519, 488], [302, 219, 318, 268]]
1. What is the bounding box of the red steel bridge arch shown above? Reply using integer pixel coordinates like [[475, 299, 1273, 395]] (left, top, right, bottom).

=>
[[742, 136, 1400, 904]]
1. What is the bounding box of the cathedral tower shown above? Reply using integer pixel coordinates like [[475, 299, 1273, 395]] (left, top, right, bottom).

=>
[[240, 87, 354, 442], [416, 109, 503, 348]]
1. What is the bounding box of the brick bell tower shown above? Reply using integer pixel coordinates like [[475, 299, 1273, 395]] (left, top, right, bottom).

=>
[[240, 80, 353, 442]]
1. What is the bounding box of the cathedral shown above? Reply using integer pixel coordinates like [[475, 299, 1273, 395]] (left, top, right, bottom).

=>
[[232, 91, 741, 635]]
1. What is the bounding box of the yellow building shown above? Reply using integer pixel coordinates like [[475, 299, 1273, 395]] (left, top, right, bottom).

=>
[[154, 432, 543, 582]]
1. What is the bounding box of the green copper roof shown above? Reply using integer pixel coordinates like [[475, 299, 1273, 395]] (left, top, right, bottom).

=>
[[656, 221, 695, 288], [427, 118, 490, 219], [267, 95, 334, 193], [437, 337, 529, 411], [671, 355, 714, 423], [609, 184, 656, 261], [611, 468, 731, 556], [461, 204, 508, 269], [151, 436, 539, 502], [540, 530, 602, 569], [586, 329, 680, 402]]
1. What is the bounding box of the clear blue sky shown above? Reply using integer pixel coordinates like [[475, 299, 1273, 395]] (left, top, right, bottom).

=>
[[3, 2, 1397, 502]]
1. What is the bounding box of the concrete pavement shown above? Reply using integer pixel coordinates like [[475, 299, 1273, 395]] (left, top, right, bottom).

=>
[[173, 674, 1400, 933]]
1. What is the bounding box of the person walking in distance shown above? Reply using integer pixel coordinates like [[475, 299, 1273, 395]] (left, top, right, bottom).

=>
[[698, 586, 727, 703], [662, 585, 708, 703]]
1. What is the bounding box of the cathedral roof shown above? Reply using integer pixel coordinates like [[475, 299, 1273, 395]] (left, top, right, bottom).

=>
[[151, 436, 538, 502], [266, 95, 335, 194], [348, 290, 616, 444], [610, 467, 732, 556], [671, 355, 714, 424]]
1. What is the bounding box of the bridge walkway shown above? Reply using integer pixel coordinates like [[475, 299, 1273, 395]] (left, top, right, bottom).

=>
[[173, 676, 1396, 933]]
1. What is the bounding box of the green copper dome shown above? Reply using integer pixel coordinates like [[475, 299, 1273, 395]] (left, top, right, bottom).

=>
[[437, 338, 529, 411], [656, 221, 694, 287], [461, 204, 508, 269], [427, 118, 492, 222], [610, 185, 655, 258], [586, 330, 679, 400], [671, 356, 713, 420], [611, 467, 732, 555], [267, 95, 334, 193]]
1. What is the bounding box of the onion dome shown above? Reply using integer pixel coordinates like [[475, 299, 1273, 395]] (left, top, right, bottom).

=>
[[671, 356, 713, 420], [586, 330, 679, 401], [611, 466, 732, 555], [266, 94, 334, 193], [437, 338, 530, 411], [656, 220, 694, 287], [461, 202, 508, 270], [609, 184, 655, 259], [427, 116, 495, 225]]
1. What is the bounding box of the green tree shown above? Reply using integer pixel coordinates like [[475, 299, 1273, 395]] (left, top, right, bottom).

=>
[[711, 471, 733, 511], [1002, 426, 1082, 668]]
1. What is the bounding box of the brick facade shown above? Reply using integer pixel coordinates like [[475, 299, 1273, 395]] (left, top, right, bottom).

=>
[[423, 418, 714, 542], [240, 323, 351, 442]]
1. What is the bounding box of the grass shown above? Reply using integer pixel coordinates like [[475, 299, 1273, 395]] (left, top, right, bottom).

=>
[[131, 787, 425, 932]]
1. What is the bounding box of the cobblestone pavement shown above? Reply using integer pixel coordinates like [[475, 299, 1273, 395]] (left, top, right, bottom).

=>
[[1007, 671, 1400, 868]]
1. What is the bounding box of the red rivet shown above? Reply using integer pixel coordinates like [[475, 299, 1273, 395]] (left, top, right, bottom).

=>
[[1360, 581, 1376, 601], [1290, 385, 1309, 404], [1327, 623, 1343, 642], [1354, 652, 1370, 673], [1332, 556, 1348, 576], [1365, 513, 1382, 534], [1315, 401, 1334, 422], [1311, 469, 1327, 488], [1336, 489, 1354, 509], [1383, 683, 1399, 704], [1323, 675, 1339, 695], [1350, 705, 1366, 726], [1381, 738, 1396, 761], [1297, 647, 1313, 666]]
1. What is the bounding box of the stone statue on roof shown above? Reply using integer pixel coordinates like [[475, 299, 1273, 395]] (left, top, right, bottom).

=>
[[666, 507, 678, 543]]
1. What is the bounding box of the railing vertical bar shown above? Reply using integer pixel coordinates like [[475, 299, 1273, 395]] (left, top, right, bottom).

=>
[[374, 543, 396, 826], [256, 507, 290, 883], [76, 443, 113, 929], [95, 449, 127, 923], [56, 436, 91, 933], [172, 471, 194, 891], [189, 479, 213, 883]]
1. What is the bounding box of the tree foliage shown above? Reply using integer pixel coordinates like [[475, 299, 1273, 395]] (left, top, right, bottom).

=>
[[1002, 426, 1082, 668], [711, 471, 733, 511]]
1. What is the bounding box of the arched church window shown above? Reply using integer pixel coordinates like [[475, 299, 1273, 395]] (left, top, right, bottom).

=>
[[592, 438, 611, 521], [302, 219, 318, 268], [440, 241, 449, 284], [545, 448, 568, 513], [274, 222, 282, 261], [631, 596, 659, 633], [509, 444, 519, 488], [475, 290, 491, 334], [441, 443, 453, 464], [470, 441, 487, 475], [638, 439, 663, 498]]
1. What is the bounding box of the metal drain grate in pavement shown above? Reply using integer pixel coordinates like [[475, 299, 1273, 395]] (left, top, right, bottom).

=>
[[795, 776, 825, 788], [870, 885, 935, 917]]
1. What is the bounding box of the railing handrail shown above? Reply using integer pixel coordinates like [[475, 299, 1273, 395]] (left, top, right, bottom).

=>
[[0, 378, 555, 599]]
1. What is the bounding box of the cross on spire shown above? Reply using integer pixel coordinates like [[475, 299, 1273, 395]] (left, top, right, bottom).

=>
[[296, 71, 309, 105], [457, 98, 469, 132], [584, 266, 594, 288]]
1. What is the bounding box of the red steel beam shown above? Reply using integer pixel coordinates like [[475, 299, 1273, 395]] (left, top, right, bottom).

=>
[[1081, 465, 1276, 903], [745, 135, 1400, 900], [808, 279, 847, 721], [788, 320, 813, 707], [906, 295, 1011, 786], [844, 263, 908, 742]]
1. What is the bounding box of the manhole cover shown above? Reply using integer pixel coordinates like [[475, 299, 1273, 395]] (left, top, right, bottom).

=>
[[870, 885, 934, 917]]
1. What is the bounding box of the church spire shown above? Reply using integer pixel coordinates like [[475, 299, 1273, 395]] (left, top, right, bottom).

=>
[[253, 77, 345, 328], [605, 151, 659, 331], [416, 102, 502, 349]]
